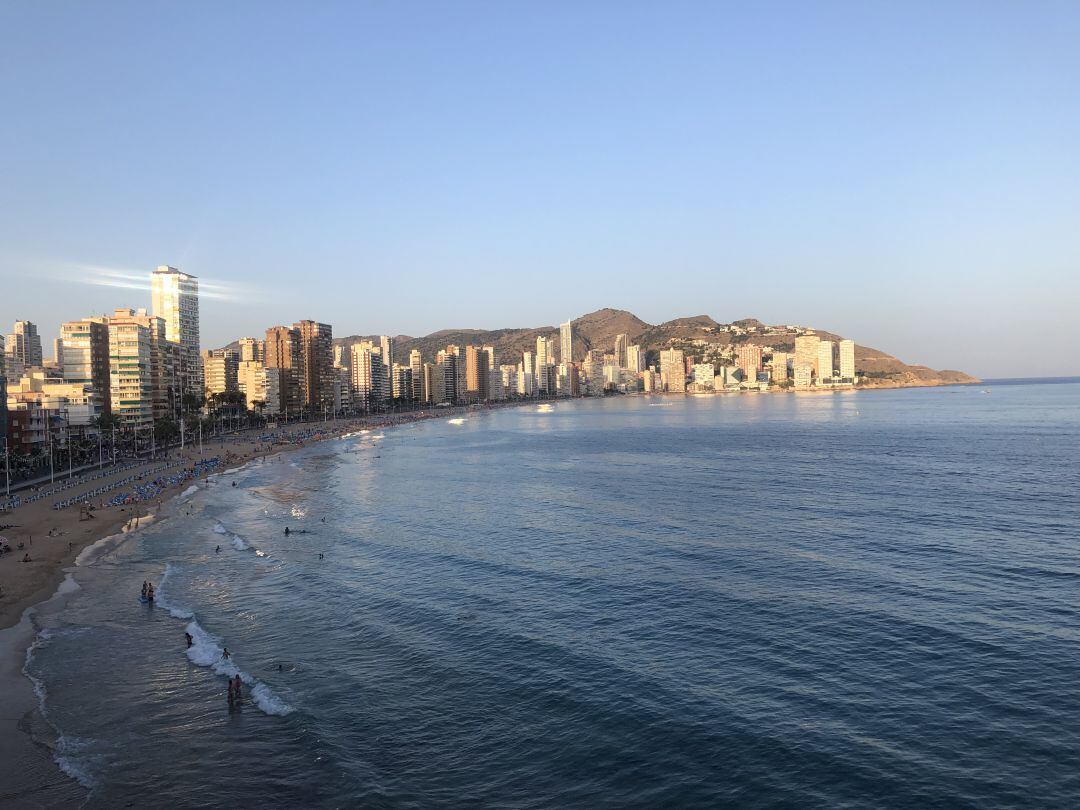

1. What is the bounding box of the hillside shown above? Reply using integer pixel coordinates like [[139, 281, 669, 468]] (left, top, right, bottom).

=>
[[227, 309, 978, 387]]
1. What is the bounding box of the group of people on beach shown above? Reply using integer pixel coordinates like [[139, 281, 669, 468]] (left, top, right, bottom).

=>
[[140, 580, 155, 601]]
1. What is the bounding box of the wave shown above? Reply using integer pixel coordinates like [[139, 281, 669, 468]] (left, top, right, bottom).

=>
[[23, 629, 99, 790], [213, 523, 229, 535], [183, 620, 293, 716], [180, 484, 199, 500], [231, 534, 250, 551], [156, 564, 195, 619], [447, 418, 466, 425]]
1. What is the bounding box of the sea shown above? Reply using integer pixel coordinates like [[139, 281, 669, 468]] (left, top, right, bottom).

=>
[[20, 381, 1080, 808]]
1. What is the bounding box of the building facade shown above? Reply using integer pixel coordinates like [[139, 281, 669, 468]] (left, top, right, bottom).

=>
[[151, 266, 202, 397]]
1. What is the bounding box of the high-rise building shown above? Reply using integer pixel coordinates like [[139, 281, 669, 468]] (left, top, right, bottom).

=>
[[0, 335, 7, 441], [350, 342, 385, 410], [109, 308, 178, 420], [265, 326, 302, 412], [5, 320, 43, 369], [464, 345, 490, 402], [238, 337, 264, 363], [614, 334, 629, 368], [237, 360, 267, 410], [421, 362, 436, 404], [150, 266, 201, 397], [107, 316, 154, 428], [736, 345, 763, 381], [839, 340, 856, 381], [391, 363, 413, 400], [794, 334, 821, 377], [52, 337, 64, 368], [794, 365, 813, 389], [770, 351, 790, 383], [202, 349, 239, 399], [584, 349, 605, 396], [436, 351, 459, 403], [817, 341, 835, 381], [409, 349, 423, 401], [560, 320, 573, 366], [536, 335, 555, 393], [660, 349, 686, 392], [626, 344, 645, 373], [380, 335, 394, 395], [294, 320, 334, 411], [61, 317, 112, 415]]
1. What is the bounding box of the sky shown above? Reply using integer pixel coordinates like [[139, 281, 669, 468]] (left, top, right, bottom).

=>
[[1, 1, 1078, 378]]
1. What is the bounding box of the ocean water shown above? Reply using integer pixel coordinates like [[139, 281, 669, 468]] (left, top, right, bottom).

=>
[[23, 383, 1080, 807]]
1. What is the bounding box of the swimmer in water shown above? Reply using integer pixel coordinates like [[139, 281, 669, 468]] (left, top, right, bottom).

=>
[[232, 674, 242, 701], [216, 545, 221, 553], [318, 553, 324, 559], [185, 632, 193, 648], [222, 647, 230, 660], [284, 527, 290, 536]]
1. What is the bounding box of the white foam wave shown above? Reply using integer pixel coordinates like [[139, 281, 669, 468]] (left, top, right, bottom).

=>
[[183, 621, 293, 716], [74, 531, 124, 566], [156, 563, 195, 619], [447, 418, 466, 425], [213, 523, 229, 535], [290, 506, 306, 518], [181, 484, 199, 499], [231, 534, 250, 551], [23, 631, 99, 789]]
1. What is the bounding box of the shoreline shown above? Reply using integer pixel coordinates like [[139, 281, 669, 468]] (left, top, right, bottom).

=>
[[0, 400, 534, 806]]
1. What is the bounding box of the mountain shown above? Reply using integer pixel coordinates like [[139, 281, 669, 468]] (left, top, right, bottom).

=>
[[225, 309, 978, 387]]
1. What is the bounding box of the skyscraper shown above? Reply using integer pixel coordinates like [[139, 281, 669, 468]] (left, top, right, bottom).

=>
[[350, 342, 385, 410], [794, 334, 821, 377], [109, 308, 178, 420], [770, 351, 789, 383], [465, 345, 490, 402], [736, 345, 763, 381], [817, 340, 835, 381], [380, 335, 394, 395], [61, 317, 111, 415], [294, 320, 334, 411], [150, 266, 201, 398], [626, 344, 645, 373], [660, 349, 686, 392], [238, 337, 264, 363], [409, 349, 423, 401], [107, 316, 154, 428], [265, 326, 302, 412], [614, 334, 629, 368], [202, 349, 239, 398], [6, 320, 43, 368], [839, 340, 856, 381], [560, 320, 573, 366]]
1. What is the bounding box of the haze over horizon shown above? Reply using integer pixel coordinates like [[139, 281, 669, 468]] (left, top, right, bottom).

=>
[[2, 2, 1078, 379]]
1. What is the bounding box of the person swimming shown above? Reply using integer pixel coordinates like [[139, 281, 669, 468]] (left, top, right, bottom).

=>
[[222, 647, 230, 660], [318, 553, 324, 559], [216, 545, 221, 553], [232, 674, 242, 701], [284, 527, 290, 536], [185, 632, 193, 648]]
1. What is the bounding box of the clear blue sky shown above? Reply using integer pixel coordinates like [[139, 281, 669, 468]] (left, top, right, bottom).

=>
[[2, 1, 1078, 378]]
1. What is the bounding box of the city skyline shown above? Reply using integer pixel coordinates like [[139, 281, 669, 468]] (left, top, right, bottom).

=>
[[3, 3, 1079, 378]]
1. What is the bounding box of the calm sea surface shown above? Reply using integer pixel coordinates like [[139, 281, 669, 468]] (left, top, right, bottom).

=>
[[24, 383, 1080, 807]]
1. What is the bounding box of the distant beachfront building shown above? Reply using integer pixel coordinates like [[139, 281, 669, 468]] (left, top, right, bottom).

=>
[[5, 320, 44, 369], [817, 341, 835, 381], [409, 349, 423, 401], [294, 320, 334, 411], [464, 344, 489, 401], [237, 360, 267, 410], [238, 337, 264, 363], [107, 315, 154, 428], [839, 340, 856, 381], [736, 345, 762, 381], [692, 363, 715, 387], [392, 363, 413, 400], [350, 342, 385, 410], [614, 333, 629, 368], [151, 266, 201, 398], [109, 308, 177, 420], [794, 365, 813, 389], [794, 334, 821, 378], [202, 349, 239, 398], [265, 325, 303, 413], [642, 368, 658, 392], [660, 349, 686, 392], [626, 344, 645, 373], [61, 317, 111, 415], [770, 351, 789, 382], [560, 320, 573, 366]]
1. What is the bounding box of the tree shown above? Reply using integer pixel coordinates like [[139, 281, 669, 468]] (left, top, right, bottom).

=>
[[154, 417, 179, 445], [94, 412, 122, 433]]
